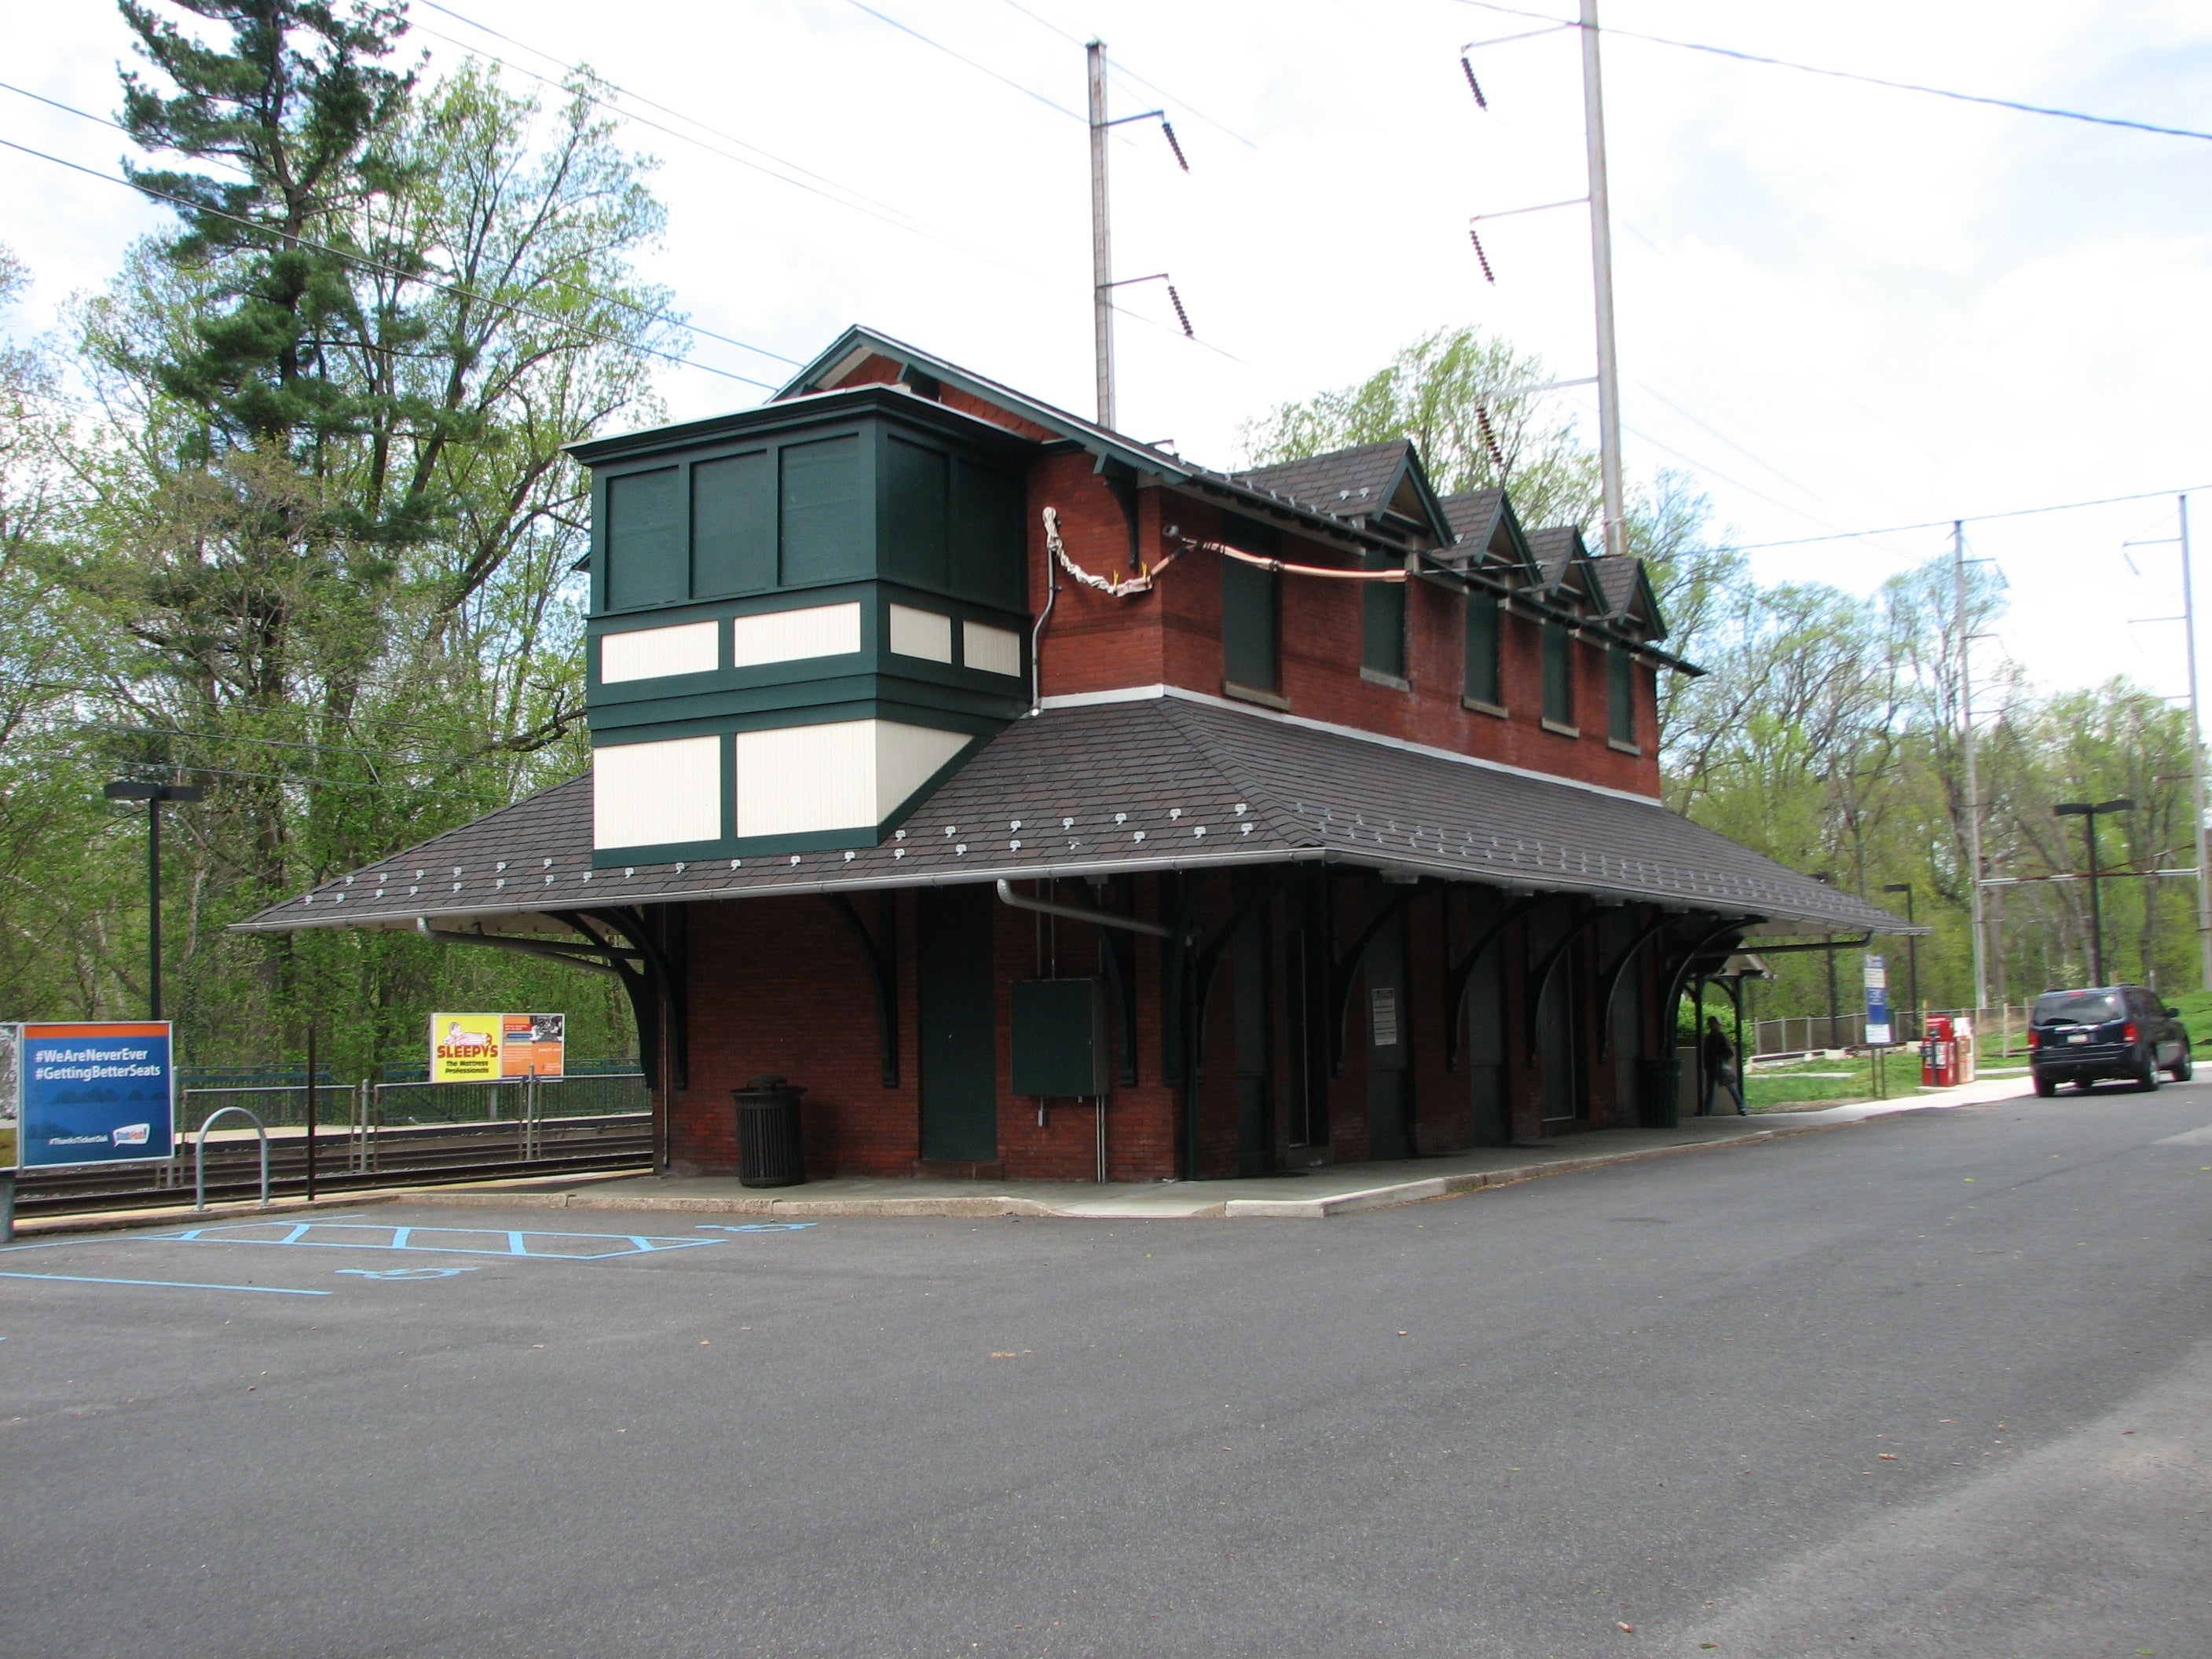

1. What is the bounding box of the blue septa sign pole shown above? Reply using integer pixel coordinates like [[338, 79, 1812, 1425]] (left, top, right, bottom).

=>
[[15, 1023, 176, 1168], [1864, 954, 1892, 1047]]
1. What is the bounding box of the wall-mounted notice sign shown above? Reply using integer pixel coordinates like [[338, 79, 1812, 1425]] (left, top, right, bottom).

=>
[[429, 1013, 565, 1082], [12, 1022, 175, 1168]]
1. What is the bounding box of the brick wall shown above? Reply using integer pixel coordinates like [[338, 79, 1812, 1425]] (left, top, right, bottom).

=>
[[1022, 467, 1665, 798]]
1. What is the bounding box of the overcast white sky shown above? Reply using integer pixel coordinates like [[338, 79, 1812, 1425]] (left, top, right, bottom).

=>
[[6, 0, 2211, 705]]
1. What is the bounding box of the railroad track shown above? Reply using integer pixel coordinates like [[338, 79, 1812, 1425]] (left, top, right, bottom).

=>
[[13, 1114, 653, 1217]]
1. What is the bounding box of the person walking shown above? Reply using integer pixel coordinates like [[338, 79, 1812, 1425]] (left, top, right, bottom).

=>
[[1701, 1015, 1746, 1115]]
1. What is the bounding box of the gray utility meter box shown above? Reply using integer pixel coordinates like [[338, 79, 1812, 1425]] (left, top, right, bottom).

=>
[[1010, 979, 1110, 1097]]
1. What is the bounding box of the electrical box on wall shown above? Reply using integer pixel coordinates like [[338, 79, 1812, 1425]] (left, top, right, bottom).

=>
[[1010, 979, 1110, 1097]]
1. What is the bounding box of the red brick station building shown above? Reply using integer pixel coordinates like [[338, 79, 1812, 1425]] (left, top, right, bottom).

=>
[[241, 328, 1902, 1183]]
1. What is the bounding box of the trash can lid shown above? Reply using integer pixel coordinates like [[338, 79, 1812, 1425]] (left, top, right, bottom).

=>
[[743, 1075, 788, 1090]]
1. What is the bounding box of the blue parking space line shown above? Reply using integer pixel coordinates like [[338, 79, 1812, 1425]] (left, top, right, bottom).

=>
[[0, 1269, 329, 1297], [156, 1222, 727, 1260]]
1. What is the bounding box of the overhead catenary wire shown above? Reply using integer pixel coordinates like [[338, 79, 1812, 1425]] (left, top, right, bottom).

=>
[[1455, 0, 2212, 145], [411, 3, 1233, 361], [1725, 485, 2212, 551], [994, 0, 1259, 148], [0, 135, 783, 392]]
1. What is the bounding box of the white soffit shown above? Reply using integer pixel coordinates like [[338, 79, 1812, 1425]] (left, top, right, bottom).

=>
[[592, 734, 723, 849], [730, 602, 862, 668], [962, 621, 1022, 677], [735, 720, 972, 838], [599, 618, 719, 683], [887, 603, 954, 663]]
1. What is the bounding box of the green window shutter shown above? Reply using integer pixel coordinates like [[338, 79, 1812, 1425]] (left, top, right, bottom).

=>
[[1542, 619, 1574, 725], [605, 467, 688, 610], [690, 451, 775, 598], [1464, 590, 1500, 705], [778, 434, 868, 585], [1362, 551, 1406, 678], [1221, 556, 1280, 693], [1608, 645, 1634, 743], [881, 435, 950, 591], [950, 458, 1026, 610]]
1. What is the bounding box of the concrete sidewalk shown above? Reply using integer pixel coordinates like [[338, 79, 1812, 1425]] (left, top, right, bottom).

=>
[[401, 1072, 2036, 1222]]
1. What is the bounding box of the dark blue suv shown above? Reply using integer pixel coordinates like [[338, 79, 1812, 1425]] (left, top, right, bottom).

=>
[[2030, 985, 2192, 1096]]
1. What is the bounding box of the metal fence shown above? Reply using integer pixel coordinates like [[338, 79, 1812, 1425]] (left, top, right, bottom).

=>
[[1745, 1006, 2034, 1060], [177, 1071, 647, 1133]]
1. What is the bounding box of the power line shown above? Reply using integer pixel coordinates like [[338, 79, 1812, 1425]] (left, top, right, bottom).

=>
[[0, 134, 784, 392], [1727, 486, 2212, 551], [1455, 1, 2212, 144], [411, 3, 1235, 362], [994, 0, 1259, 148], [844, 0, 1084, 121], [0, 79, 803, 379], [412, 3, 1051, 297]]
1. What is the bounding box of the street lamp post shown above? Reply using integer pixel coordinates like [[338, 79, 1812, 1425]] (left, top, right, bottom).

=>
[[104, 780, 203, 1021], [2053, 798, 2135, 985], [1814, 872, 1840, 1047], [1881, 882, 1920, 1040]]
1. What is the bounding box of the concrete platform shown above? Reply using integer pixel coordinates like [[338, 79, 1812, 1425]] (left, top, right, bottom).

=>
[[398, 1074, 2034, 1221]]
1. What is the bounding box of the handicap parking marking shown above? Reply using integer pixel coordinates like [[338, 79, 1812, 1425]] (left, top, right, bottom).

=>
[[0, 1269, 330, 1297], [693, 1222, 818, 1232], [154, 1221, 729, 1261]]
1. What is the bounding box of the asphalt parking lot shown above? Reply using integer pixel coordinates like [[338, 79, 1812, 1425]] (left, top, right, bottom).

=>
[[3, 1087, 2210, 1658]]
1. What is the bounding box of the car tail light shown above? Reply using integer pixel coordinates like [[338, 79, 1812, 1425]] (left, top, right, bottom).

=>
[[2027, 1028, 2039, 1051], [2124, 1021, 2139, 1044]]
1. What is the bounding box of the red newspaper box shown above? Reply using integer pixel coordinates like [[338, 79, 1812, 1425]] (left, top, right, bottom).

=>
[[1921, 1015, 1957, 1087]]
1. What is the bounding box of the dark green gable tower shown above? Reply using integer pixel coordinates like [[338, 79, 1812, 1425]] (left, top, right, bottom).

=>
[[569, 386, 1037, 866]]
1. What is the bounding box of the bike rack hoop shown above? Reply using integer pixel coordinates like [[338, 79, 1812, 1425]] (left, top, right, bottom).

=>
[[194, 1104, 271, 1213]]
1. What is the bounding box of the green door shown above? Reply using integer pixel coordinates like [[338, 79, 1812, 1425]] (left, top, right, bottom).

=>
[[919, 885, 998, 1161]]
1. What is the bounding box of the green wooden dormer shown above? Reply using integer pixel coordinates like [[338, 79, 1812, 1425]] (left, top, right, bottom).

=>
[[569, 386, 1038, 866]]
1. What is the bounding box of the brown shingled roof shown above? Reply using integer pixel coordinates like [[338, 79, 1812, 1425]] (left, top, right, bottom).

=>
[[234, 694, 1906, 940]]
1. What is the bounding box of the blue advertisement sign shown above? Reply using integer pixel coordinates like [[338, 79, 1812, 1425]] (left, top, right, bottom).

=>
[[17, 1022, 174, 1167], [1864, 954, 1892, 1046]]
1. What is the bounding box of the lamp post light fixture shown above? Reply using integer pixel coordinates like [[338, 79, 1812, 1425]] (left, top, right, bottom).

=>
[[1881, 883, 1920, 1041], [104, 780, 204, 1021], [2053, 798, 2135, 985]]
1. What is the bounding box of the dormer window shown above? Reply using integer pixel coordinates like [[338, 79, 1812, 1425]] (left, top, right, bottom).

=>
[[1362, 550, 1407, 684], [1219, 514, 1281, 701], [1464, 589, 1502, 710], [1608, 644, 1635, 748], [1541, 618, 1577, 731]]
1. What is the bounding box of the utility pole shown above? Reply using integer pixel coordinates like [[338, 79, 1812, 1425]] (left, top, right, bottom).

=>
[[1087, 39, 1115, 431], [1954, 522, 1988, 1012], [2182, 494, 2212, 991], [1577, 0, 1625, 556]]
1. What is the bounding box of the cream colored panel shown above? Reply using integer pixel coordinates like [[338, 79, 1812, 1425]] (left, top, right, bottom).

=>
[[592, 734, 722, 849], [887, 603, 954, 663], [873, 722, 972, 820], [736, 720, 876, 837], [598, 619, 719, 684], [962, 620, 1023, 677], [729, 602, 862, 668]]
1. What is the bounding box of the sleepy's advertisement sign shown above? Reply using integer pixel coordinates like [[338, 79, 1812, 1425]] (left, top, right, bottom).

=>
[[430, 1013, 565, 1082], [430, 1013, 504, 1082], [9, 1022, 175, 1169]]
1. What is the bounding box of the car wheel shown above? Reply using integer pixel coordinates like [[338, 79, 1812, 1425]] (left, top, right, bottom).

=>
[[2034, 1074, 2056, 1097], [2135, 1054, 2162, 1093], [2172, 1045, 2194, 1082]]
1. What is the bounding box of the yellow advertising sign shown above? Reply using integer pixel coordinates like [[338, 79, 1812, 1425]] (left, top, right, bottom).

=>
[[429, 1013, 504, 1082]]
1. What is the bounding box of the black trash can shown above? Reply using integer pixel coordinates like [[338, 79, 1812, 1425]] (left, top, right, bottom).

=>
[[1637, 1057, 1682, 1130], [733, 1076, 806, 1188]]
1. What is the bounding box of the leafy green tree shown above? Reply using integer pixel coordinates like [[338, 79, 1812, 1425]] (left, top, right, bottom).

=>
[[0, 8, 681, 1075]]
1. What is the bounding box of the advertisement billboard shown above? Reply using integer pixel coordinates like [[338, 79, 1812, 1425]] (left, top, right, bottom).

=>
[[430, 1013, 565, 1082], [16, 1022, 174, 1168]]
